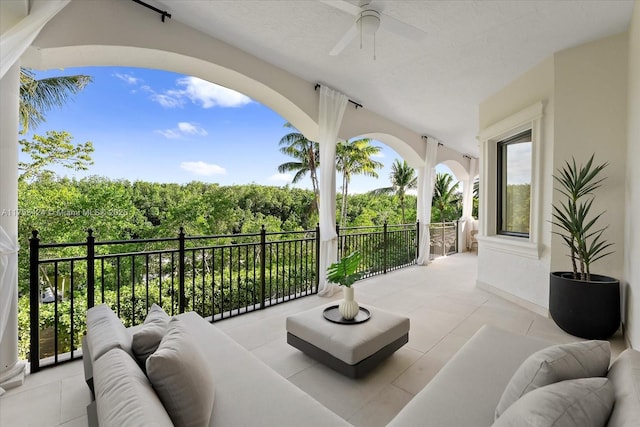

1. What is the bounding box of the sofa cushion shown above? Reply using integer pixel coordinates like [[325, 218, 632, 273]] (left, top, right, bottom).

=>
[[495, 340, 610, 418], [86, 303, 132, 361], [176, 311, 351, 427], [492, 377, 614, 427], [132, 303, 170, 366], [93, 347, 173, 427], [606, 348, 640, 427], [146, 317, 215, 427]]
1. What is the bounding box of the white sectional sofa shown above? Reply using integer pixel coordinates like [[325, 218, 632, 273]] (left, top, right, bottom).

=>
[[84, 304, 640, 427], [83, 305, 350, 427], [387, 325, 640, 427]]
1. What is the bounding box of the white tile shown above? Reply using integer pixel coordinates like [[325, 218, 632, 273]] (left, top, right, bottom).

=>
[[347, 384, 414, 427], [60, 374, 92, 423], [9, 253, 628, 426], [392, 333, 469, 395], [250, 335, 318, 378], [0, 380, 61, 427]]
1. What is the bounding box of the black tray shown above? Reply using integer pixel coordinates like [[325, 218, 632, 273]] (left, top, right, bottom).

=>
[[323, 305, 371, 324]]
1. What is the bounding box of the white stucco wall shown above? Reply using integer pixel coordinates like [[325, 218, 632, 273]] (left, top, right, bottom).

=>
[[625, 1, 640, 349], [477, 31, 631, 318], [477, 57, 555, 312], [552, 33, 628, 282]]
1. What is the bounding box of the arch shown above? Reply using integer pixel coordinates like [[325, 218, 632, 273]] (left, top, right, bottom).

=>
[[24, 0, 430, 165], [440, 160, 469, 182], [336, 131, 423, 167]]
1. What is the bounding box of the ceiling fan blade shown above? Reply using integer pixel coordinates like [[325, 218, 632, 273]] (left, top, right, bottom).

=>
[[329, 24, 358, 56], [318, 0, 361, 16], [381, 14, 427, 42]]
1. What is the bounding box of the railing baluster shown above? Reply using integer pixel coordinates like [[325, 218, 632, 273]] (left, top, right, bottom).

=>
[[54, 261, 59, 363], [170, 252, 175, 315], [70, 260, 75, 358], [145, 254, 149, 311], [220, 247, 225, 318], [201, 248, 205, 316], [416, 221, 420, 262], [101, 258, 105, 304], [260, 226, 266, 309], [178, 228, 185, 314], [158, 254, 162, 308], [86, 229, 95, 309], [116, 257, 121, 317], [383, 221, 388, 274], [29, 230, 40, 373], [131, 255, 135, 326]]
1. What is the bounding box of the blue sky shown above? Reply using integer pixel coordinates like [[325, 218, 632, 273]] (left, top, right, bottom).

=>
[[23, 66, 453, 193]]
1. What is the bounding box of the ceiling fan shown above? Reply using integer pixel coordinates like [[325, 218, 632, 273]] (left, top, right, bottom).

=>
[[320, 0, 427, 56]]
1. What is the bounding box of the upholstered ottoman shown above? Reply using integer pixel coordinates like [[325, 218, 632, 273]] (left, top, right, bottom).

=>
[[286, 304, 410, 378]]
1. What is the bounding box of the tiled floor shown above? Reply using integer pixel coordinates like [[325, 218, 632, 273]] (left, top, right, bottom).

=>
[[0, 253, 628, 427]]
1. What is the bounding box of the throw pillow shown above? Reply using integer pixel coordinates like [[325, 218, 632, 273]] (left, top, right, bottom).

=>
[[492, 377, 614, 427], [132, 303, 170, 366], [495, 340, 610, 418], [146, 317, 214, 427]]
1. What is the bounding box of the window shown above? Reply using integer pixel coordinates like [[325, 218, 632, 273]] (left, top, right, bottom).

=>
[[497, 130, 532, 237]]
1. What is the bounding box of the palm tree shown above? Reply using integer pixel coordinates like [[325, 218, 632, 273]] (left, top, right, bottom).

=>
[[19, 67, 92, 134], [336, 138, 383, 226], [432, 173, 460, 222], [370, 159, 417, 224], [277, 122, 320, 212]]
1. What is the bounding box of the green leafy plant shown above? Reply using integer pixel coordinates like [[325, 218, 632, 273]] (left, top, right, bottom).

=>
[[552, 154, 613, 281], [326, 251, 363, 288]]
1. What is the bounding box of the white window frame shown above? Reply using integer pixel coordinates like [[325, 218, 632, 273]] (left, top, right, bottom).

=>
[[477, 102, 544, 259]]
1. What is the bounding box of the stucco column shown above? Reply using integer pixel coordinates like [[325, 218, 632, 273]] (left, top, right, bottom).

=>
[[458, 157, 477, 252], [0, 62, 25, 393]]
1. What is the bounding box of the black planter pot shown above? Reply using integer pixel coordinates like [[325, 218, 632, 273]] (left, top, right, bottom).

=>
[[549, 272, 620, 340]]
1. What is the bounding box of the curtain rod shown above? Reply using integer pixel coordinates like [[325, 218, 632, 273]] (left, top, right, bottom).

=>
[[131, 0, 171, 22], [314, 84, 363, 109]]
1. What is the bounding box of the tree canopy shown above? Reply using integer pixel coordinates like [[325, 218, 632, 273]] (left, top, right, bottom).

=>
[[19, 68, 92, 134]]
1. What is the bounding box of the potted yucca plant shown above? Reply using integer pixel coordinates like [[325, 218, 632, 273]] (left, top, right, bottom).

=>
[[326, 250, 363, 320], [549, 154, 620, 339]]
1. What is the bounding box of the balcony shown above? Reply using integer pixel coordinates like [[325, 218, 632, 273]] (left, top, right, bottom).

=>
[[1, 253, 627, 427]]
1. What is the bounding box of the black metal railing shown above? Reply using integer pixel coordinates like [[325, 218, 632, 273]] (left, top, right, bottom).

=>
[[337, 222, 419, 279], [28, 226, 319, 372], [27, 221, 453, 371], [429, 221, 459, 259]]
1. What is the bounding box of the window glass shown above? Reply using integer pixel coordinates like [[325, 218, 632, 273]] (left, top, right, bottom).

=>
[[497, 131, 531, 237]]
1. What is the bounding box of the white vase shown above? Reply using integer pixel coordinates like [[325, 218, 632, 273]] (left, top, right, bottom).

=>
[[339, 287, 359, 320]]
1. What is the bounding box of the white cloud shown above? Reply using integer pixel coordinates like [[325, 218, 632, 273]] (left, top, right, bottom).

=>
[[150, 93, 183, 108], [269, 173, 292, 183], [114, 73, 141, 85], [178, 122, 208, 136], [180, 161, 226, 176], [372, 152, 385, 158], [155, 129, 181, 139], [156, 122, 207, 139], [176, 77, 252, 108], [142, 75, 251, 109]]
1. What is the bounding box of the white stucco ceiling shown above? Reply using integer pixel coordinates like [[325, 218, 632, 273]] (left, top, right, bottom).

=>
[[150, 0, 633, 157]]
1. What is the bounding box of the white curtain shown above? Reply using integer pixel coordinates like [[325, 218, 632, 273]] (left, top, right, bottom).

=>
[[460, 157, 478, 249], [0, 0, 70, 79], [0, 226, 18, 354], [317, 85, 348, 297], [416, 137, 439, 265]]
